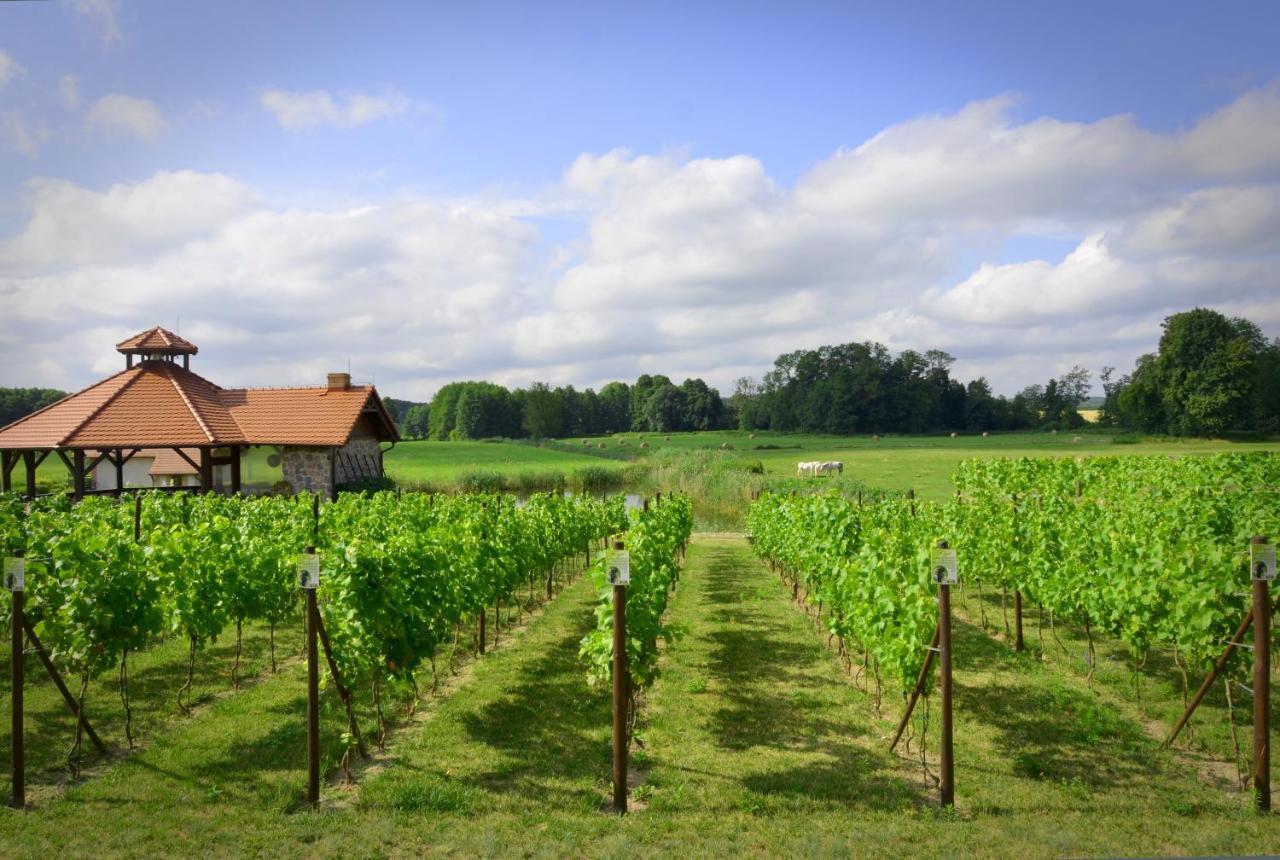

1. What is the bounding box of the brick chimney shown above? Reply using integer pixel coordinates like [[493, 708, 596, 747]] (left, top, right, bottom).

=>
[[327, 372, 351, 391]]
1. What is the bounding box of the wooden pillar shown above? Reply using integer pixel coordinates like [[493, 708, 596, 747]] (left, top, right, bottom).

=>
[[114, 448, 124, 498], [23, 451, 36, 498], [198, 448, 213, 493], [229, 446, 241, 495], [72, 450, 85, 500], [1, 451, 11, 493]]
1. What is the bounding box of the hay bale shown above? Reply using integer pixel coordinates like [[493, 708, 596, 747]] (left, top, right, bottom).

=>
[[640, 442, 649, 449], [950, 432, 957, 438], [1051, 429, 1058, 435], [597, 442, 606, 449], [982, 431, 990, 438], [720, 442, 735, 450], [748, 432, 756, 439]]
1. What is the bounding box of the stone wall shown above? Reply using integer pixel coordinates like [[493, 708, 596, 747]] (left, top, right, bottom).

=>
[[282, 446, 332, 497], [335, 437, 383, 485]]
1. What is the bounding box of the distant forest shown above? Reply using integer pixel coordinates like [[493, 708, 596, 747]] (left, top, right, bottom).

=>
[[2, 308, 1276, 440]]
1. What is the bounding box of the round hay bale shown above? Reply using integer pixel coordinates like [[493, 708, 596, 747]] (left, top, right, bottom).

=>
[[581, 439, 589, 445], [640, 442, 649, 449], [981, 431, 990, 438], [950, 432, 957, 438], [664, 435, 671, 441], [748, 432, 756, 439], [1071, 435, 1082, 443], [619, 439, 627, 446], [871, 434, 880, 441], [721, 442, 734, 450], [1051, 429, 1058, 435], [597, 442, 606, 449]]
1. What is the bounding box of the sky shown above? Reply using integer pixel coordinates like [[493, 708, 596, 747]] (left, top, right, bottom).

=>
[[1, 0, 1278, 401]]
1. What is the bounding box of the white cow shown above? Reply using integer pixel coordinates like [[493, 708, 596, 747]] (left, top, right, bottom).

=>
[[797, 460, 843, 477]]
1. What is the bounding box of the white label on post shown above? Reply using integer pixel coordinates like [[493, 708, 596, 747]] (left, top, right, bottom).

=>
[[297, 553, 320, 589], [3, 557, 24, 592], [606, 550, 631, 586], [1252, 543, 1277, 582], [931, 547, 958, 585]]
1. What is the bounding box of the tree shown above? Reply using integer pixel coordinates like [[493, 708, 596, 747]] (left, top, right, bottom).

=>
[[0, 387, 68, 428], [598, 382, 631, 434], [402, 403, 430, 438], [523, 382, 564, 438], [639, 384, 685, 432]]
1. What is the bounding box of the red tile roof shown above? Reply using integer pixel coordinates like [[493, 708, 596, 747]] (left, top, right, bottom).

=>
[[0, 361, 398, 450], [116, 326, 198, 354], [147, 448, 199, 476]]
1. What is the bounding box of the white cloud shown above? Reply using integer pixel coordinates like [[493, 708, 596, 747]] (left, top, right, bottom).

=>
[[259, 87, 412, 130], [72, 0, 122, 45], [59, 74, 80, 111], [0, 51, 24, 89], [86, 93, 166, 140], [2, 87, 1279, 398]]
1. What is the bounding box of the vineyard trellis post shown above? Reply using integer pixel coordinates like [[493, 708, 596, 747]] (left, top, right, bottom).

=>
[[302, 545, 320, 808], [1251, 534, 1270, 812], [8, 549, 24, 810], [610, 538, 629, 814], [1164, 609, 1252, 746], [937, 539, 955, 808]]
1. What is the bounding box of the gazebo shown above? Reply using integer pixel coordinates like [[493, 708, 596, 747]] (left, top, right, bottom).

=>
[[0, 326, 399, 499]]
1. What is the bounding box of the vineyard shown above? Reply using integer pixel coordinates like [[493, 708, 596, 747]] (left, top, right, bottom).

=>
[[1, 454, 1278, 857], [746, 452, 1279, 808]]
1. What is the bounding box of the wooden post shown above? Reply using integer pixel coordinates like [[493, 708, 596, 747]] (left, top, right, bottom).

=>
[[612, 548, 629, 814], [9, 549, 24, 810], [229, 445, 241, 495], [908, 488, 915, 518], [938, 539, 955, 808], [113, 448, 124, 498], [1, 451, 11, 493], [73, 450, 86, 500], [303, 545, 320, 808], [1252, 535, 1270, 812], [198, 448, 213, 494], [477, 609, 486, 654], [1014, 590, 1024, 651], [134, 494, 143, 543], [889, 625, 940, 752], [23, 451, 36, 498]]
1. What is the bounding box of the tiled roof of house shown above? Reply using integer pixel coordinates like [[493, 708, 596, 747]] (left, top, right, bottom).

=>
[[116, 326, 199, 354], [0, 361, 398, 450], [147, 448, 200, 476]]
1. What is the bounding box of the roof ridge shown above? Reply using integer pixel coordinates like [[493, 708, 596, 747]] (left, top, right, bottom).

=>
[[56, 367, 144, 446], [222, 384, 374, 393], [0, 367, 134, 436], [162, 363, 219, 443]]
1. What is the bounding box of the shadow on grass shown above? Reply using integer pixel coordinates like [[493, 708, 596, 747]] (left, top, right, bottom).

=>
[[694, 545, 920, 810], [951, 616, 1158, 790]]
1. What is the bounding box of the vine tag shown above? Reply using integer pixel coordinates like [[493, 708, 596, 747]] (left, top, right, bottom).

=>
[[931, 547, 958, 585], [297, 553, 320, 589], [3, 557, 23, 592], [606, 549, 631, 586], [1251, 543, 1276, 582]]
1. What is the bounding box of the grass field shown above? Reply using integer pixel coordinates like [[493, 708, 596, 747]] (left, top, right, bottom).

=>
[[25, 430, 1280, 501], [2, 535, 1274, 857]]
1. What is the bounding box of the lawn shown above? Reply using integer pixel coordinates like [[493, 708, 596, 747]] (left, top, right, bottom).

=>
[[2, 535, 1274, 857], [385, 440, 629, 488], [559, 429, 1280, 499]]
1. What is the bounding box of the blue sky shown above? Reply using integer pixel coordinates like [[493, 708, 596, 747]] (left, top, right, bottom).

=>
[[1, 1, 1278, 398]]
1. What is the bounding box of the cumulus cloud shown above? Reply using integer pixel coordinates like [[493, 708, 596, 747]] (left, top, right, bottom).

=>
[[2, 87, 1279, 397], [0, 51, 23, 89], [3, 113, 47, 159], [86, 93, 166, 140], [259, 87, 412, 130]]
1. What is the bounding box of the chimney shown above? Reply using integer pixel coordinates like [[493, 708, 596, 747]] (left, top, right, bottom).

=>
[[327, 372, 351, 391]]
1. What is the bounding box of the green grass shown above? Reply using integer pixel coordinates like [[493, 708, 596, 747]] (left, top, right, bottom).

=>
[[385, 439, 629, 490], [3, 536, 1275, 857], [563, 429, 1280, 500]]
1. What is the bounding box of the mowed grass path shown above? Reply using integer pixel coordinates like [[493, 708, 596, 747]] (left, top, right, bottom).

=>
[[3, 536, 1278, 857]]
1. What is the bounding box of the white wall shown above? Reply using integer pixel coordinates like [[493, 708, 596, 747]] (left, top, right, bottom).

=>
[[93, 456, 157, 491]]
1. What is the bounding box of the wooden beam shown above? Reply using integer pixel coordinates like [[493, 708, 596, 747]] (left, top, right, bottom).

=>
[[32, 450, 51, 470], [119, 448, 142, 467], [114, 448, 124, 497], [1, 450, 11, 492], [85, 451, 109, 475], [229, 445, 241, 495]]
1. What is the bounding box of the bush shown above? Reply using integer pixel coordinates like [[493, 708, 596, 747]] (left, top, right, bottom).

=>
[[456, 470, 507, 493]]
